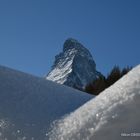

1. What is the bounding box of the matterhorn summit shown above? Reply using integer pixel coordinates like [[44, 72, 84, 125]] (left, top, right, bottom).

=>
[[46, 38, 102, 89]]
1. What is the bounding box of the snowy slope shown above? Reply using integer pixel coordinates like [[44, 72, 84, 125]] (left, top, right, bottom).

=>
[[48, 65, 140, 140], [0, 65, 92, 140], [46, 38, 102, 89]]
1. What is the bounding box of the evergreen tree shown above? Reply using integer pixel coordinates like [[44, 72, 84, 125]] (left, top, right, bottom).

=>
[[121, 66, 132, 76], [106, 66, 121, 87], [85, 76, 106, 95], [85, 65, 132, 95]]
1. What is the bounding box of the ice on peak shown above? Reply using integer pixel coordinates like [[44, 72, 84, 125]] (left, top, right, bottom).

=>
[[65, 38, 79, 43], [64, 38, 80, 46], [63, 38, 88, 53]]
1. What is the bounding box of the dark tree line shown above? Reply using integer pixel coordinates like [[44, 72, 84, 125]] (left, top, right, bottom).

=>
[[85, 66, 132, 95]]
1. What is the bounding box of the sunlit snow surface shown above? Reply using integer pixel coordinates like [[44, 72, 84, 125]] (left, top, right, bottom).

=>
[[48, 65, 140, 140], [0, 65, 91, 140]]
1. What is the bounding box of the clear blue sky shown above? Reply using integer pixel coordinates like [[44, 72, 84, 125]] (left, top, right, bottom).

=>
[[0, 0, 139, 76]]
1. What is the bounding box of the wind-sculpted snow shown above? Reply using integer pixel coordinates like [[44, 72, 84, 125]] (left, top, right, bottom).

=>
[[0, 65, 92, 140], [46, 38, 102, 89], [48, 65, 140, 140]]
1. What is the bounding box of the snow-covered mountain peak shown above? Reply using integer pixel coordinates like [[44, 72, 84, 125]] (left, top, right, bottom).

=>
[[46, 38, 102, 89]]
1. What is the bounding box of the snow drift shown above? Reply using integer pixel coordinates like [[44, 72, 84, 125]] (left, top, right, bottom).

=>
[[48, 65, 140, 140], [0, 65, 92, 140]]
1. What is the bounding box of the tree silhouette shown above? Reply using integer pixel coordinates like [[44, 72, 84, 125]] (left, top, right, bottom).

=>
[[106, 66, 121, 87], [85, 66, 132, 95], [85, 76, 106, 95]]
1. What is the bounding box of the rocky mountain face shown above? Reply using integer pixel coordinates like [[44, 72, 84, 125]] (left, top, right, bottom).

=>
[[46, 38, 102, 89]]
